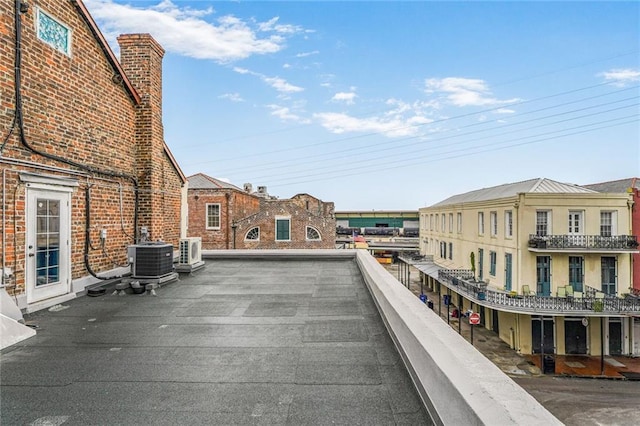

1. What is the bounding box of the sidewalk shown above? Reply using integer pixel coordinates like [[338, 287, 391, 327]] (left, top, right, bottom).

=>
[[385, 263, 640, 380]]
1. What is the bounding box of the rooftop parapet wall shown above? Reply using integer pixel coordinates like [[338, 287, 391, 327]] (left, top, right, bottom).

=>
[[355, 250, 561, 424]]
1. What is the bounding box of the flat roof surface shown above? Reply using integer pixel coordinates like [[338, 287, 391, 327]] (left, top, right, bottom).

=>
[[1, 258, 430, 425]]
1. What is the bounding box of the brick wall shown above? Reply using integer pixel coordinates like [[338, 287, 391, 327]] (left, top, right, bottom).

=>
[[187, 185, 336, 249], [0, 1, 183, 300]]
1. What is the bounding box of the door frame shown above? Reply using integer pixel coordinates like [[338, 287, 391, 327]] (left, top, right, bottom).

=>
[[608, 318, 623, 356], [564, 317, 588, 355], [536, 256, 551, 297], [23, 174, 76, 304]]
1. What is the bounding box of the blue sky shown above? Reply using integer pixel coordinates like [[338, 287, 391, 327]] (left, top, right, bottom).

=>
[[85, 0, 640, 210]]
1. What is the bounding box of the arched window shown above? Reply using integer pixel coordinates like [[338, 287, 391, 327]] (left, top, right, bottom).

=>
[[306, 226, 321, 241], [245, 227, 260, 241]]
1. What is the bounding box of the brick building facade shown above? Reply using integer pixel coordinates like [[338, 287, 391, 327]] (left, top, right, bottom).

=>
[[0, 0, 185, 312], [187, 174, 336, 249]]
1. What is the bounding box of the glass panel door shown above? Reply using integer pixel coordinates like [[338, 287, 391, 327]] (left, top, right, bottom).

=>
[[601, 257, 617, 295], [27, 189, 70, 303], [569, 256, 584, 292]]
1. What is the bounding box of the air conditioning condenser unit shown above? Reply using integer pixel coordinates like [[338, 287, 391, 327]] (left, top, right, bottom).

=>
[[176, 237, 205, 273]]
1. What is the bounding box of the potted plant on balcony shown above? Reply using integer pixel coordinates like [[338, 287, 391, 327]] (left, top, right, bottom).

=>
[[470, 252, 476, 280], [592, 300, 604, 312]]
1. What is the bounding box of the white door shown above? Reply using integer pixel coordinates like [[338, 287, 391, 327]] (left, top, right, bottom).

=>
[[26, 188, 71, 303]]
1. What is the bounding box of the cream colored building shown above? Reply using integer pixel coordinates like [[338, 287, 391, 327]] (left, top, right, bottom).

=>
[[415, 178, 640, 357]]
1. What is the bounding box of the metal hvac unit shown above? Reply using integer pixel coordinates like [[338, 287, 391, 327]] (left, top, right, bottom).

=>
[[127, 242, 174, 278], [179, 237, 202, 265]]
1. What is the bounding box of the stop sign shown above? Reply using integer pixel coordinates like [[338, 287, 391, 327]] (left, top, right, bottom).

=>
[[469, 312, 480, 325]]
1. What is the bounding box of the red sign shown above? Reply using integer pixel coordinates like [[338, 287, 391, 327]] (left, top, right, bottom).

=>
[[469, 312, 481, 325]]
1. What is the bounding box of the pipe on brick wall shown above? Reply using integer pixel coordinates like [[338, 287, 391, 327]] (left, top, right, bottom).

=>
[[1, 168, 5, 288]]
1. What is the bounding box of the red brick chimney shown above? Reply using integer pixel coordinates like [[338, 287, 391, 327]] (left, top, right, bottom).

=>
[[117, 34, 166, 241]]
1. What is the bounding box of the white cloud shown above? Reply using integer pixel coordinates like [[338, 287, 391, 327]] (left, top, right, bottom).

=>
[[313, 112, 431, 138], [425, 77, 519, 107], [218, 93, 244, 102], [264, 76, 304, 93], [331, 92, 357, 105], [599, 68, 640, 87], [257, 17, 304, 34], [267, 105, 309, 123], [85, 0, 302, 62], [296, 50, 320, 58], [233, 68, 303, 93]]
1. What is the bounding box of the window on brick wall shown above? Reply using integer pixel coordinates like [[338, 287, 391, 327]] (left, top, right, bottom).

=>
[[306, 226, 321, 241], [206, 204, 221, 229], [36, 8, 72, 56], [245, 227, 260, 241], [276, 217, 291, 241]]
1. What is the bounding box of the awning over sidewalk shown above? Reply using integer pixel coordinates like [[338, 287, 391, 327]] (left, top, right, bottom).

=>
[[400, 258, 442, 280]]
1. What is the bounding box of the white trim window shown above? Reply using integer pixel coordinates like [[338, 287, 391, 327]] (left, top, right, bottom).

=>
[[306, 226, 321, 241], [505, 210, 513, 238], [449, 213, 454, 233], [275, 216, 291, 241], [490, 211, 498, 237], [441, 213, 445, 232], [478, 212, 485, 235], [600, 211, 617, 236], [457, 212, 462, 234], [536, 211, 551, 236], [245, 227, 260, 241], [36, 8, 72, 56], [206, 204, 221, 229], [568, 211, 583, 235]]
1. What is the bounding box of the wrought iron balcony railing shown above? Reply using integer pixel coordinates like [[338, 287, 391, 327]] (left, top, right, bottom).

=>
[[528, 234, 639, 251], [437, 269, 640, 314]]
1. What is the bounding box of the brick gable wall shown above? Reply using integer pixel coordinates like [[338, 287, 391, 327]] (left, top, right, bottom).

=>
[[0, 1, 183, 302], [187, 185, 336, 249]]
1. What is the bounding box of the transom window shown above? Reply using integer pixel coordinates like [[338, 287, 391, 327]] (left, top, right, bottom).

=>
[[276, 217, 290, 241], [206, 204, 221, 229], [306, 226, 321, 240], [36, 8, 72, 56], [245, 227, 260, 241]]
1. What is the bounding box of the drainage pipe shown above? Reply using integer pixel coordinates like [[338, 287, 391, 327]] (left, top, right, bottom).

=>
[[1, 168, 5, 288]]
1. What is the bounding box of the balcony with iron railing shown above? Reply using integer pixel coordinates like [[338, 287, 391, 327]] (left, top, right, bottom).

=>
[[528, 234, 639, 252], [437, 269, 640, 315]]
